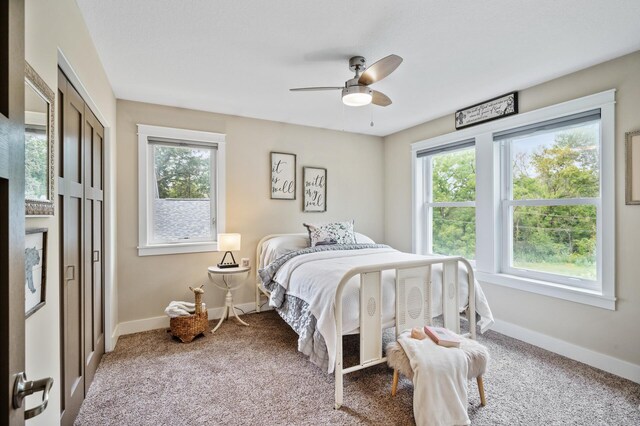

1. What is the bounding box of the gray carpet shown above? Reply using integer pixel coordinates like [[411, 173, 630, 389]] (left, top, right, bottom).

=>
[[75, 311, 640, 425]]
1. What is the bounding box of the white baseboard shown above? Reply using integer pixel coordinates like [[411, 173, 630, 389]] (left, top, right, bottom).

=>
[[112, 302, 272, 341], [491, 318, 640, 384], [108, 326, 120, 352]]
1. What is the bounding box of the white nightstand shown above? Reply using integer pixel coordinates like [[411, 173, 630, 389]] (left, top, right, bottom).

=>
[[207, 265, 251, 333]]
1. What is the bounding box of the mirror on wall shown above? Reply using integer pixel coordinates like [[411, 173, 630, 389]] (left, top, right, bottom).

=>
[[25, 61, 55, 216]]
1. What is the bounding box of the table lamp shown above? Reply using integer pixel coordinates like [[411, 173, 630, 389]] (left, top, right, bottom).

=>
[[217, 233, 241, 268]]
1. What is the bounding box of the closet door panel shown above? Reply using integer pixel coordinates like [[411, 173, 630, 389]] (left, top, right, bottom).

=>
[[66, 197, 83, 395], [60, 191, 84, 425], [93, 131, 102, 190], [64, 90, 83, 184], [83, 109, 104, 393], [82, 197, 94, 385], [58, 70, 105, 425], [92, 199, 104, 353], [58, 71, 86, 426], [91, 121, 104, 355]]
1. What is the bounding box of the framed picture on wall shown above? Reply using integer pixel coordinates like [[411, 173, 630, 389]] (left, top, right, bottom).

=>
[[303, 167, 327, 212], [25, 228, 47, 318], [25, 61, 55, 216], [626, 130, 640, 205], [455, 92, 518, 129], [271, 152, 296, 200]]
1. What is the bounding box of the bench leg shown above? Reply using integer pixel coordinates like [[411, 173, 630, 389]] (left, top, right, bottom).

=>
[[477, 376, 486, 406], [391, 369, 399, 396]]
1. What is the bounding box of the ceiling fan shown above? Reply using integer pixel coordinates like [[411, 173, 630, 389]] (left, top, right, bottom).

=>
[[290, 54, 403, 107]]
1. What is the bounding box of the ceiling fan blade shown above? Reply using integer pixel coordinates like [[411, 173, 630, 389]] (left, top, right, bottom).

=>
[[358, 54, 403, 86], [371, 90, 392, 107], [290, 87, 343, 92]]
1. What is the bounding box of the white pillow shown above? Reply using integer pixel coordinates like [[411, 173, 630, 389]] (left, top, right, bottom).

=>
[[354, 232, 375, 244], [259, 232, 376, 269], [260, 234, 309, 268]]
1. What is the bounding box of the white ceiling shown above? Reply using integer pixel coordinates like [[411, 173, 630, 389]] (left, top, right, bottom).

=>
[[76, 0, 640, 137]]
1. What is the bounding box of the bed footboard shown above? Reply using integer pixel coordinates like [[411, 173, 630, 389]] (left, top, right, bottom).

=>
[[333, 256, 475, 409]]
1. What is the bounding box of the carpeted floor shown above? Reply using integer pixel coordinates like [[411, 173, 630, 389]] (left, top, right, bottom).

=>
[[75, 311, 640, 425]]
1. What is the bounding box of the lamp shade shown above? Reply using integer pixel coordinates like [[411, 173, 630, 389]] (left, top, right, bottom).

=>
[[218, 233, 241, 251]]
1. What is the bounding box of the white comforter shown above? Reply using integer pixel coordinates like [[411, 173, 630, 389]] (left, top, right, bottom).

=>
[[270, 247, 494, 373]]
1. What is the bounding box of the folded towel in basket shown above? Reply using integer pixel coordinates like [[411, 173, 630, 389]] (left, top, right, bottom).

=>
[[164, 301, 206, 318], [169, 301, 196, 310]]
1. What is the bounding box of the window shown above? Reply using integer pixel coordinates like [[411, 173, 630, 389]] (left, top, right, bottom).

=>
[[497, 111, 600, 288], [137, 125, 226, 256], [151, 142, 216, 243], [412, 90, 615, 309], [419, 141, 476, 258]]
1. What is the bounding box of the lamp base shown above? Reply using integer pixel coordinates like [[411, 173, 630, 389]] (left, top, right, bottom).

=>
[[217, 262, 239, 269], [217, 251, 238, 269]]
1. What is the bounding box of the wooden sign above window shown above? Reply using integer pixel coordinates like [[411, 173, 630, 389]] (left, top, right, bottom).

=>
[[455, 92, 518, 130]]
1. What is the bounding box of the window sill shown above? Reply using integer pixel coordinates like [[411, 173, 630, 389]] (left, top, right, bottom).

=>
[[475, 271, 616, 310], [138, 241, 219, 257]]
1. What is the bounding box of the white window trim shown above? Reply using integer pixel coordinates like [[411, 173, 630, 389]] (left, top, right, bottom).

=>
[[137, 124, 226, 256], [412, 90, 616, 310]]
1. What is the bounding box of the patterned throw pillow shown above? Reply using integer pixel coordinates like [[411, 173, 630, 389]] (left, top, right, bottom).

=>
[[303, 220, 356, 247]]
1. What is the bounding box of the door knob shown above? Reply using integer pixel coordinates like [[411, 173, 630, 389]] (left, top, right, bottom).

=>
[[13, 372, 54, 419]]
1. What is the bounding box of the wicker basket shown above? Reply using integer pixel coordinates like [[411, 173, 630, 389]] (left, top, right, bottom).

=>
[[170, 290, 208, 343]]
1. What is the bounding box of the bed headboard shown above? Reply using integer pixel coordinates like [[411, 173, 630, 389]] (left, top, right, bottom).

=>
[[255, 233, 308, 278], [255, 231, 378, 278]]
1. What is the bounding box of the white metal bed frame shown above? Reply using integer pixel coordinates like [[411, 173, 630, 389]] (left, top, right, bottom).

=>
[[255, 234, 476, 409]]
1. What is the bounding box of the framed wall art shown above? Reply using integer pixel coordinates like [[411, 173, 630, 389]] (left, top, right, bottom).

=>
[[25, 228, 47, 318], [271, 152, 296, 200], [626, 130, 640, 205], [303, 166, 327, 212]]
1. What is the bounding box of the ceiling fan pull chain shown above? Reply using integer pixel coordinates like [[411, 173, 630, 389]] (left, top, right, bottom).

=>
[[370, 104, 375, 127]]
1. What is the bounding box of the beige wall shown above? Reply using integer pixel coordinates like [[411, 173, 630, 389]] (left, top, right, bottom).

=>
[[116, 100, 384, 324], [24, 0, 117, 424], [384, 51, 640, 366]]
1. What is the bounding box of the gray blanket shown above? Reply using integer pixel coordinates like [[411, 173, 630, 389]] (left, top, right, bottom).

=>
[[259, 243, 390, 371]]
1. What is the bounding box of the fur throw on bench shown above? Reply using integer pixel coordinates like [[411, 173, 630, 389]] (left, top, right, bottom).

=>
[[386, 334, 489, 381], [387, 331, 490, 426]]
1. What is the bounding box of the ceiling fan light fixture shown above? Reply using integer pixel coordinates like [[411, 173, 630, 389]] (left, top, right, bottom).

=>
[[342, 86, 373, 107]]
